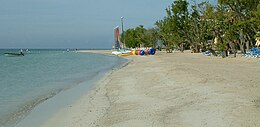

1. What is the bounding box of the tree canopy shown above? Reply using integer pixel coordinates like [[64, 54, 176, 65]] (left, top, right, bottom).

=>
[[122, 0, 260, 56]]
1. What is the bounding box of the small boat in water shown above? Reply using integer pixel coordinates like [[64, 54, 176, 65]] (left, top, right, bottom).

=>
[[4, 52, 24, 57]]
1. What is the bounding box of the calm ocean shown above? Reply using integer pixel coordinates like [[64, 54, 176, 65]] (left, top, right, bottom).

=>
[[0, 49, 127, 127]]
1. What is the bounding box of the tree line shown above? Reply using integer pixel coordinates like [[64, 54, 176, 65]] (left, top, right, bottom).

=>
[[122, 0, 260, 57]]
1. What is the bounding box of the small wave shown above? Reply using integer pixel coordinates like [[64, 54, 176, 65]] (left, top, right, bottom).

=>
[[0, 90, 61, 127]]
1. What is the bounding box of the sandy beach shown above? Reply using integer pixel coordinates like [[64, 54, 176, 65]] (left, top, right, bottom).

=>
[[40, 50, 260, 127]]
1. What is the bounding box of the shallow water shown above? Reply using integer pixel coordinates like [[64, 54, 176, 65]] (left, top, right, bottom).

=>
[[0, 49, 126, 127]]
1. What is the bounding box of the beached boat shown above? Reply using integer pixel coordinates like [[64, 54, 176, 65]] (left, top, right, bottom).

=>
[[112, 26, 131, 56], [4, 52, 24, 57], [112, 51, 122, 55], [112, 49, 131, 56]]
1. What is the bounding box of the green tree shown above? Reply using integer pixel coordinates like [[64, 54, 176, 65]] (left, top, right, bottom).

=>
[[156, 0, 190, 52], [123, 28, 137, 48], [144, 28, 158, 48], [218, 0, 260, 53], [124, 0, 260, 56], [123, 25, 159, 48]]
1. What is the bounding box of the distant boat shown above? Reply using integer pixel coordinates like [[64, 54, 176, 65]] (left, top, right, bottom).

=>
[[26, 49, 31, 53], [4, 52, 24, 57]]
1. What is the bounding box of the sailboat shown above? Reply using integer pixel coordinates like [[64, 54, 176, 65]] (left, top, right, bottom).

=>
[[4, 49, 24, 57], [112, 26, 131, 56], [4, 52, 24, 56]]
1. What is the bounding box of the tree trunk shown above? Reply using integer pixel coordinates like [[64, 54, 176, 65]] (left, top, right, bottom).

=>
[[247, 34, 254, 49], [239, 42, 246, 54], [239, 31, 246, 54], [191, 44, 199, 53], [180, 43, 184, 53], [194, 43, 200, 53], [229, 41, 237, 57], [246, 41, 250, 51]]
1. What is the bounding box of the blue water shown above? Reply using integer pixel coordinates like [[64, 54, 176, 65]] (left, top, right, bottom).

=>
[[0, 49, 126, 127]]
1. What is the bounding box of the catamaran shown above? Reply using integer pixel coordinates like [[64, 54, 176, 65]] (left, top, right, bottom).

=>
[[112, 26, 131, 56]]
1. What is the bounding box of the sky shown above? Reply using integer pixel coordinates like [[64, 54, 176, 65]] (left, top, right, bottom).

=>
[[0, 0, 215, 49]]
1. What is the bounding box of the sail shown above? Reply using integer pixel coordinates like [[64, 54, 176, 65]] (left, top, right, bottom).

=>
[[114, 26, 121, 49]]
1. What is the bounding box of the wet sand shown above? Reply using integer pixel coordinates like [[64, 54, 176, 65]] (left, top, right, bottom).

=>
[[40, 50, 260, 127]]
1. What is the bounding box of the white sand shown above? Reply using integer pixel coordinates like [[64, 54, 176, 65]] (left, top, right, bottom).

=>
[[40, 50, 260, 127]]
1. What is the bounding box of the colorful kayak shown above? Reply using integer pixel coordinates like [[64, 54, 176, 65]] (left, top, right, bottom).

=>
[[120, 54, 130, 56]]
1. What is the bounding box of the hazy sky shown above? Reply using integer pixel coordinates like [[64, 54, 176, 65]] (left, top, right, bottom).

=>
[[0, 0, 215, 49]]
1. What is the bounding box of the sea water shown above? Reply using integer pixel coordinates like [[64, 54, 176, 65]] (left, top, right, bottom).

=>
[[0, 49, 127, 127]]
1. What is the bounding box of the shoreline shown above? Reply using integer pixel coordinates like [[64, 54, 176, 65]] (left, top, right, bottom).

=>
[[14, 67, 108, 127], [14, 50, 128, 127], [24, 50, 260, 127], [35, 50, 131, 127], [79, 49, 113, 55]]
